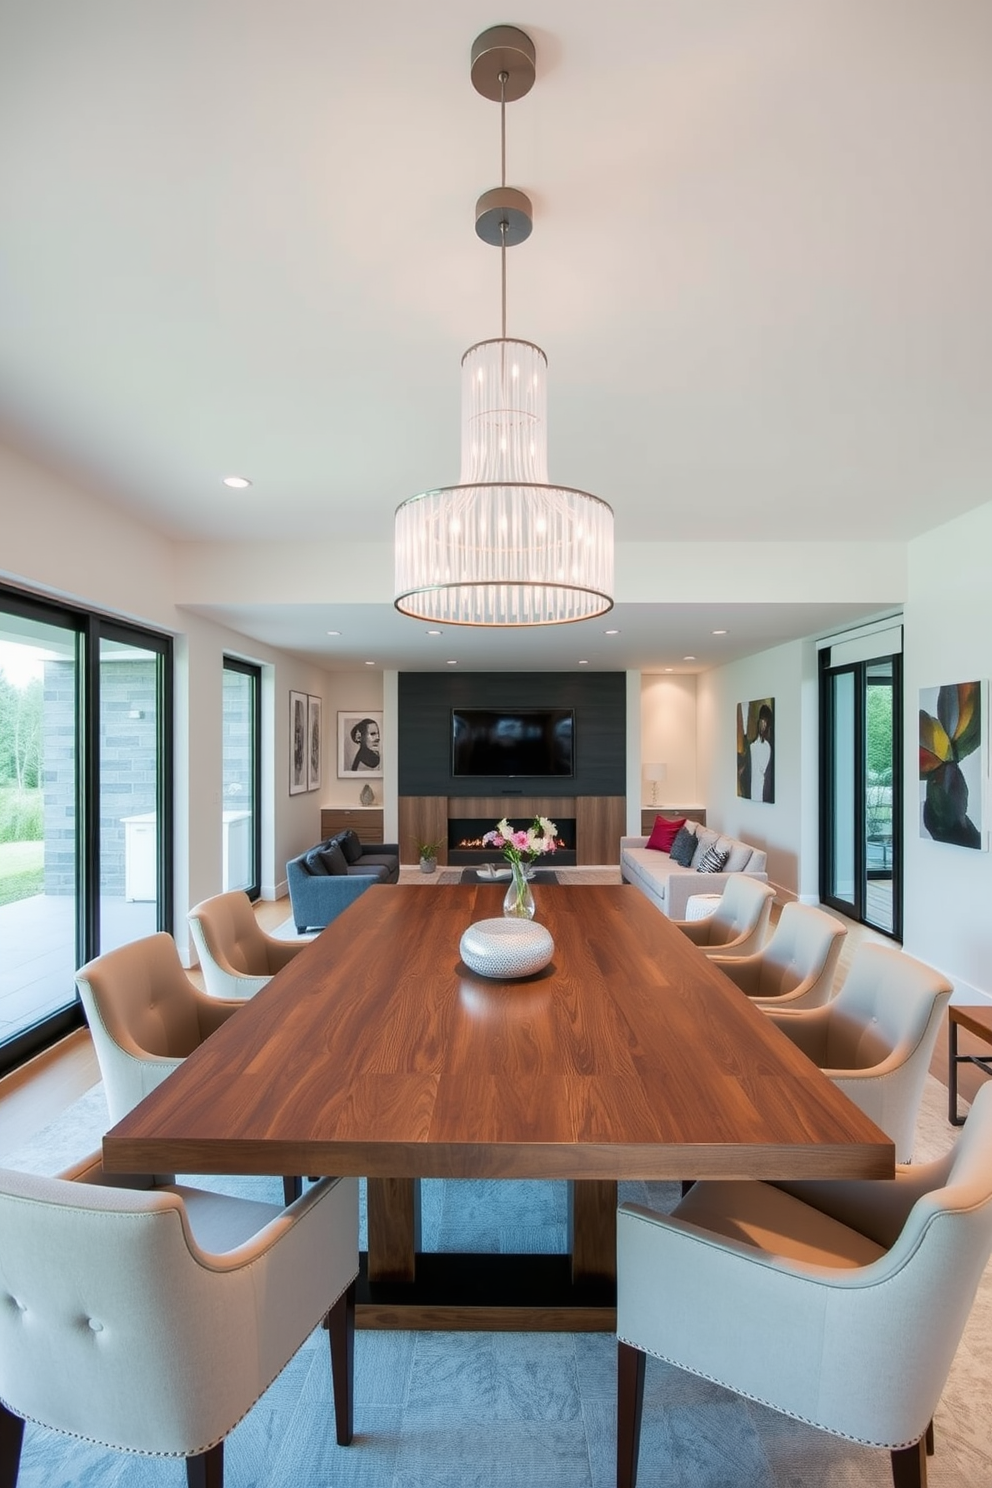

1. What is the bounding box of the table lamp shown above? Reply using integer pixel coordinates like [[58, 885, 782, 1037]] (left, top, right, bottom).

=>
[[645, 762, 667, 805]]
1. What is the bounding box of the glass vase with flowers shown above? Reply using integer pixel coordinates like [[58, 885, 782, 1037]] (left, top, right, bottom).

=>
[[482, 816, 559, 919]]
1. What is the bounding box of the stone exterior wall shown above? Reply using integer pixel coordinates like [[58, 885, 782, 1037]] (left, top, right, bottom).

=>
[[43, 656, 159, 895]]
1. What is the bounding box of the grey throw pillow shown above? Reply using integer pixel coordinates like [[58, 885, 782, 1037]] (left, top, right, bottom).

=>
[[696, 844, 729, 874], [318, 841, 349, 876], [338, 829, 363, 865], [690, 828, 720, 869], [304, 847, 330, 876], [668, 825, 697, 868], [718, 837, 753, 873]]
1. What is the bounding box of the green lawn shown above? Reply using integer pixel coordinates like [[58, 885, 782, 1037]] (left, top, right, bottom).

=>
[[0, 840, 44, 907]]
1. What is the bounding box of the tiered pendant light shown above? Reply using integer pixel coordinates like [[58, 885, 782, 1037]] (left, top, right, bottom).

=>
[[394, 26, 614, 628]]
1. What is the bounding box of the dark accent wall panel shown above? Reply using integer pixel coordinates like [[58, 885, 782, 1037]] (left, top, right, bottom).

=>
[[398, 672, 626, 797]]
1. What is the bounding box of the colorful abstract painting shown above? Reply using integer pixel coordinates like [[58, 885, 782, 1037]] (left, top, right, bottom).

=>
[[736, 697, 775, 803], [919, 680, 986, 849]]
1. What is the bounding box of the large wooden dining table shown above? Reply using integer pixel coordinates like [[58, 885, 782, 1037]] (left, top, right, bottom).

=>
[[103, 883, 894, 1330]]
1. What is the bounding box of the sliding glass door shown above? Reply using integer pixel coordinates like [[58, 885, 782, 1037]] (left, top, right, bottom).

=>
[[222, 658, 261, 898], [0, 587, 172, 1070], [820, 644, 902, 938]]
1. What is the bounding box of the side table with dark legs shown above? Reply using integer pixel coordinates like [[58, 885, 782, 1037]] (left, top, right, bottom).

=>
[[947, 1004, 992, 1125]]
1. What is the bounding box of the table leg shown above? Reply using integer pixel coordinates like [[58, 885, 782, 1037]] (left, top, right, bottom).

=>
[[367, 1177, 421, 1283], [948, 1015, 964, 1126], [568, 1179, 617, 1285]]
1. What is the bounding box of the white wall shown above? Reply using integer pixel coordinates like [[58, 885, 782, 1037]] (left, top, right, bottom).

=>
[[321, 671, 385, 808], [640, 674, 698, 809], [0, 438, 335, 955], [904, 501, 992, 1002], [696, 638, 819, 901]]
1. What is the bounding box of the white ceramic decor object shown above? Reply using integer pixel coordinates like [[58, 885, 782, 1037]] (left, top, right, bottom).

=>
[[459, 918, 554, 979]]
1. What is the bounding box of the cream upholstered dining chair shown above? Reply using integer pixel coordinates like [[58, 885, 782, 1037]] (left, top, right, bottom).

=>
[[708, 902, 848, 1010], [75, 932, 242, 1125], [188, 889, 306, 1000], [765, 942, 952, 1164], [75, 933, 302, 1205], [670, 875, 775, 958], [0, 1153, 358, 1487], [617, 1082, 992, 1488]]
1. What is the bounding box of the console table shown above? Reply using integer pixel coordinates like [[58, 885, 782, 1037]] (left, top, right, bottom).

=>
[[320, 807, 384, 844]]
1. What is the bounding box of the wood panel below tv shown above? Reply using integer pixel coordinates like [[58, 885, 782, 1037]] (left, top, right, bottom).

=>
[[398, 796, 627, 866]]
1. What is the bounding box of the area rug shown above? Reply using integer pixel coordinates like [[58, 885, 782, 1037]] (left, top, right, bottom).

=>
[[2, 1074, 989, 1486]]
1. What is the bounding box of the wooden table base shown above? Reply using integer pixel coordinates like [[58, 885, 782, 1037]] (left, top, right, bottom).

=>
[[364, 1176, 618, 1326], [356, 1252, 616, 1332]]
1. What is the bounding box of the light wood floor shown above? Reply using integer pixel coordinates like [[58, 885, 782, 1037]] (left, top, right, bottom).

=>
[[0, 894, 985, 1155]]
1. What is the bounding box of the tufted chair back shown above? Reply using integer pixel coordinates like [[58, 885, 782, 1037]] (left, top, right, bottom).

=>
[[617, 1084, 992, 1488], [75, 933, 240, 1123], [0, 1155, 359, 1480], [711, 903, 847, 1009], [674, 875, 775, 957], [765, 942, 952, 1162], [188, 890, 304, 999]]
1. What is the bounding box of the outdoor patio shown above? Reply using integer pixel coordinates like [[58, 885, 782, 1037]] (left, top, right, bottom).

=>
[[0, 893, 156, 1045]]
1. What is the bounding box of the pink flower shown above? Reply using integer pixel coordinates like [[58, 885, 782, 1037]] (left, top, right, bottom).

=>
[[482, 831, 505, 847], [511, 831, 530, 850]]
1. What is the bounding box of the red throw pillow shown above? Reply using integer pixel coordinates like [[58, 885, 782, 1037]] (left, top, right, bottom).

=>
[[645, 815, 686, 853]]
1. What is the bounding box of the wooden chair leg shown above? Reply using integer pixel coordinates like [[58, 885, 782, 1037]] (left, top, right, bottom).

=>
[[327, 1280, 356, 1446], [282, 1176, 303, 1205], [925, 1418, 935, 1455], [617, 1341, 646, 1488], [0, 1402, 25, 1488], [890, 1436, 927, 1488], [186, 1441, 224, 1488]]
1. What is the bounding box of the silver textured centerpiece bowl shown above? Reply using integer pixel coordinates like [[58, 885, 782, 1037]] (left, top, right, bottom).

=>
[[459, 917, 554, 980]]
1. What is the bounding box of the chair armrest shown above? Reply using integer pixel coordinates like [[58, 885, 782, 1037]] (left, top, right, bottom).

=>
[[666, 871, 767, 921], [619, 836, 649, 850], [264, 936, 307, 973], [672, 918, 711, 945], [195, 992, 243, 1039], [763, 1005, 831, 1063], [708, 953, 762, 995]]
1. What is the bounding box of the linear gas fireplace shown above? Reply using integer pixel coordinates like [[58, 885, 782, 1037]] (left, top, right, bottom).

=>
[[447, 816, 577, 867]]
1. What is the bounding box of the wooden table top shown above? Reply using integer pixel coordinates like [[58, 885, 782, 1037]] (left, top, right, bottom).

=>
[[949, 1004, 992, 1041], [103, 885, 894, 1183]]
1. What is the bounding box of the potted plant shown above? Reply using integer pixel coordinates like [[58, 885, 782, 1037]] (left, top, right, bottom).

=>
[[416, 838, 443, 874]]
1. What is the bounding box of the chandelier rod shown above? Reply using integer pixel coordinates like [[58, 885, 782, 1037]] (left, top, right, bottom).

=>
[[500, 70, 508, 340]]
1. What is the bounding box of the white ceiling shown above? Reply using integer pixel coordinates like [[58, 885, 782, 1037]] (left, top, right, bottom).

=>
[[1, 2, 989, 670]]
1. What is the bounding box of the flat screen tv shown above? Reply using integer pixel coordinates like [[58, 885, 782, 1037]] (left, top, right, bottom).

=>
[[451, 708, 574, 778]]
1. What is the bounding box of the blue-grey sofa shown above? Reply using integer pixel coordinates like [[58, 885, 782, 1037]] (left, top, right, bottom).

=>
[[287, 829, 400, 931]]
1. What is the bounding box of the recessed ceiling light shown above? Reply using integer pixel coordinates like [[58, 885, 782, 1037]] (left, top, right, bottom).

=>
[[578, 659, 588, 665], [365, 661, 376, 666], [683, 655, 696, 662], [426, 629, 442, 636], [326, 630, 341, 636], [664, 667, 673, 673], [605, 628, 620, 635], [447, 659, 458, 665], [712, 629, 728, 635], [222, 475, 251, 489]]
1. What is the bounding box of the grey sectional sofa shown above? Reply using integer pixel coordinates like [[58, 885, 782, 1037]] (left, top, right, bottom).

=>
[[620, 822, 768, 918], [287, 829, 400, 932]]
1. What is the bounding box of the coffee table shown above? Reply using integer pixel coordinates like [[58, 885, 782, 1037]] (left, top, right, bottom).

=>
[[103, 884, 893, 1330], [458, 866, 559, 885]]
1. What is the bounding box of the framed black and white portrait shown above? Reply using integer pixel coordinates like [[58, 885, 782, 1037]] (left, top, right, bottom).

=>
[[307, 695, 322, 792], [289, 691, 307, 795], [337, 711, 383, 778]]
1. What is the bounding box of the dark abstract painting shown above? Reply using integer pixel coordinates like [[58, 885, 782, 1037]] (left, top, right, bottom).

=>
[[919, 680, 985, 849]]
